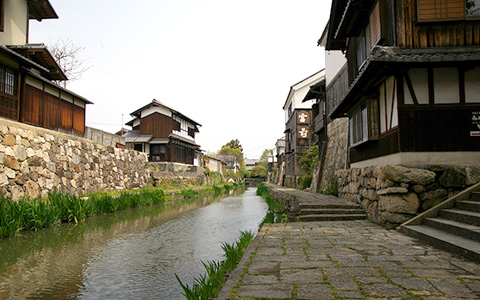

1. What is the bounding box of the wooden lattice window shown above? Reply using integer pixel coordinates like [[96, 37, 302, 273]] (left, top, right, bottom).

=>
[[0, 64, 18, 120], [0, 65, 17, 96], [369, 1, 381, 48], [417, 0, 465, 21]]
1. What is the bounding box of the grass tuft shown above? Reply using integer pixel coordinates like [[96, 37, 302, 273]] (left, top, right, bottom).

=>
[[176, 230, 254, 300]]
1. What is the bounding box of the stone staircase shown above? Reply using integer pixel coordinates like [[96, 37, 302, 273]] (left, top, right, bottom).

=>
[[296, 202, 366, 222], [401, 190, 480, 263]]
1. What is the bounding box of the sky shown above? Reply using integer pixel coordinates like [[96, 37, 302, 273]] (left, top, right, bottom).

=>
[[29, 0, 331, 159]]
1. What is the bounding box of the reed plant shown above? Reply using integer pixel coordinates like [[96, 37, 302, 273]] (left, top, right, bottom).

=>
[[176, 230, 254, 300], [0, 189, 166, 239]]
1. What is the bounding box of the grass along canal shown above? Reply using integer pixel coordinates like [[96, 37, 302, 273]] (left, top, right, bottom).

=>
[[0, 185, 268, 299]]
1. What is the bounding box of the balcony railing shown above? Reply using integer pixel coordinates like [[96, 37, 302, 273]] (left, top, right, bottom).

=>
[[326, 64, 349, 118]]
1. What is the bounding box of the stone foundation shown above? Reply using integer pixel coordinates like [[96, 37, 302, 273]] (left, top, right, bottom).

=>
[[0, 118, 150, 200], [337, 164, 480, 229], [318, 118, 348, 192]]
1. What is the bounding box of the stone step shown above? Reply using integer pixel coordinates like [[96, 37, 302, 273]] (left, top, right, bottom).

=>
[[298, 203, 361, 210], [298, 214, 366, 222], [424, 217, 480, 242], [401, 225, 480, 263], [439, 209, 480, 226], [472, 191, 480, 201], [299, 208, 365, 215], [456, 200, 480, 213]]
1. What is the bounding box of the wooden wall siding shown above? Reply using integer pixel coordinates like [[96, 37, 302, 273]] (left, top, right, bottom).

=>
[[59, 100, 73, 131], [0, 95, 18, 120], [399, 106, 480, 151], [22, 85, 85, 136], [350, 129, 400, 163], [140, 112, 172, 138], [397, 0, 480, 48], [72, 105, 85, 135], [23, 85, 41, 125], [42, 92, 58, 130]]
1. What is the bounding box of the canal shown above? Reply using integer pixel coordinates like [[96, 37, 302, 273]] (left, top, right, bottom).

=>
[[0, 186, 268, 299]]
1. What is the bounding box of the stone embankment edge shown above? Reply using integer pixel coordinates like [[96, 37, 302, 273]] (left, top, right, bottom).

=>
[[216, 224, 269, 300]]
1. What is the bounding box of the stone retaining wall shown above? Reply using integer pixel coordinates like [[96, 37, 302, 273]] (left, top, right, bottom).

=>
[[0, 118, 150, 200], [337, 164, 480, 229], [317, 118, 348, 192]]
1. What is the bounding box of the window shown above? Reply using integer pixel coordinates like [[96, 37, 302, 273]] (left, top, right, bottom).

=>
[[417, 0, 479, 21], [349, 98, 379, 146], [0, 0, 4, 32], [173, 119, 181, 131], [356, 24, 370, 70], [369, 2, 381, 48], [188, 127, 195, 138], [0, 65, 17, 96]]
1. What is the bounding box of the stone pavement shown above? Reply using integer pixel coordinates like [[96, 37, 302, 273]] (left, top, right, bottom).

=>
[[217, 220, 480, 299]]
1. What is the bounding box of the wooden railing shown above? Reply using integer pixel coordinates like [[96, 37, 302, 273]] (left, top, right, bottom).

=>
[[326, 64, 349, 118]]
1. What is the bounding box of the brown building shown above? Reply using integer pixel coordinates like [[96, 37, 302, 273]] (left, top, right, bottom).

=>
[[325, 0, 480, 167], [0, 0, 92, 136], [282, 70, 325, 187], [124, 99, 201, 166]]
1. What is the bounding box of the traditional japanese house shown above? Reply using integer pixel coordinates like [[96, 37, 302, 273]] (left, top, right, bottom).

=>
[[0, 0, 92, 136], [325, 0, 480, 168], [124, 99, 202, 166], [282, 69, 325, 187]]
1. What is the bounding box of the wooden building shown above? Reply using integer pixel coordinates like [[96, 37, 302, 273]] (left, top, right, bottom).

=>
[[282, 70, 325, 187], [325, 0, 480, 167], [0, 1, 92, 136], [124, 99, 201, 165]]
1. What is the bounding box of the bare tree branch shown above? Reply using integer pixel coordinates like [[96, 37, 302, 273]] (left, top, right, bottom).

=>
[[48, 38, 92, 88]]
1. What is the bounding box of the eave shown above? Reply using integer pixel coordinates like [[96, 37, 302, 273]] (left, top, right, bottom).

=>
[[28, 0, 58, 21], [326, 0, 375, 50], [7, 44, 67, 81], [329, 46, 480, 119]]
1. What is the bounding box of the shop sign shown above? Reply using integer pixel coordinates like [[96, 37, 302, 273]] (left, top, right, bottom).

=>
[[297, 112, 309, 124], [471, 111, 480, 137], [298, 127, 310, 139]]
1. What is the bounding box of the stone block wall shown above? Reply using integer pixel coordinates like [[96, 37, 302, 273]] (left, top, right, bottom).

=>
[[0, 119, 150, 200], [337, 164, 480, 229], [84, 126, 125, 148], [317, 118, 348, 191]]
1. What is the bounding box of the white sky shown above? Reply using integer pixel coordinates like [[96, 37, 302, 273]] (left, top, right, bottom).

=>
[[29, 0, 331, 159]]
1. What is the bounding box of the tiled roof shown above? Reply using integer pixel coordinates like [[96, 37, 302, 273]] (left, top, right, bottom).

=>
[[370, 46, 480, 63]]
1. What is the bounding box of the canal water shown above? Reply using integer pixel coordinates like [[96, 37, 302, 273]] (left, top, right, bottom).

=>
[[0, 186, 268, 299]]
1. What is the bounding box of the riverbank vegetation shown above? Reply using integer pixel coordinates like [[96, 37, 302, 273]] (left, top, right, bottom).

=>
[[176, 230, 254, 300], [0, 183, 241, 239], [256, 182, 285, 226]]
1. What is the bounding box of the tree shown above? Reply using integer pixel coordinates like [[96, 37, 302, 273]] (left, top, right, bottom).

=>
[[48, 38, 91, 87], [250, 149, 270, 178], [217, 139, 246, 176], [224, 139, 243, 153]]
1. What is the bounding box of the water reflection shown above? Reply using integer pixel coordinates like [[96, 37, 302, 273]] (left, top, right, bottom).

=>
[[0, 187, 268, 299]]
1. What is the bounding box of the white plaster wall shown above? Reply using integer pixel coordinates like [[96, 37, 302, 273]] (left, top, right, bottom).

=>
[[172, 116, 195, 142], [379, 76, 398, 133], [465, 67, 480, 103], [325, 50, 346, 86], [404, 68, 429, 105], [283, 70, 325, 123], [0, 0, 28, 46], [434, 68, 459, 104], [141, 105, 171, 119]]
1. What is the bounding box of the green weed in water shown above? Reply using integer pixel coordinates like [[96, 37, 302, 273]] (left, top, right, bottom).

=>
[[176, 230, 254, 300]]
